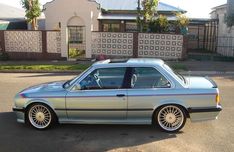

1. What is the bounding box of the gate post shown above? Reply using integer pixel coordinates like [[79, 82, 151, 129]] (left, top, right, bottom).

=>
[[0, 31, 5, 52], [41, 30, 47, 59], [133, 32, 139, 58]]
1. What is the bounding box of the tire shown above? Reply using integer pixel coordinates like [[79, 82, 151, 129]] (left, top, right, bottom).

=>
[[155, 105, 186, 132], [27, 103, 55, 130]]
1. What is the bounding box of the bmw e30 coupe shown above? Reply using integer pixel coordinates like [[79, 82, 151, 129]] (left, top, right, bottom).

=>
[[13, 58, 222, 132]]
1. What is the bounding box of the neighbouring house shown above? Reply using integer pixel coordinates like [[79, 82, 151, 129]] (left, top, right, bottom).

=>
[[0, 3, 46, 30], [210, 2, 234, 57], [210, 4, 234, 37], [43, 0, 186, 59], [0, 3, 27, 30]]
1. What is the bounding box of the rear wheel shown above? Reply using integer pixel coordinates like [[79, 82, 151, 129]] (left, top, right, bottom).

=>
[[27, 103, 55, 130], [155, 105, 186, 132]]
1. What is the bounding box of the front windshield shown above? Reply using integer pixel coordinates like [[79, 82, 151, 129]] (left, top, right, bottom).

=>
[[63, 66, 92, 89], [163, 64, 186, 84]]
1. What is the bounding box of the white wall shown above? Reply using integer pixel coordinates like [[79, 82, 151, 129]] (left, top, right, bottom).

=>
[[211, 5, 234, 37], [43, 0, 100, 59]]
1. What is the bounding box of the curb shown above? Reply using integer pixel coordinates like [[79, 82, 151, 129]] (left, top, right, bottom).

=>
[[180, 71, 234, 75], [1, 70, 234, 75], [0, 70, 83, 73]]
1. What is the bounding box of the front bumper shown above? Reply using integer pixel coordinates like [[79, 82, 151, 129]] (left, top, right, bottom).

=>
[[12, 107, 25, 123], [188, 105, 222, 122]]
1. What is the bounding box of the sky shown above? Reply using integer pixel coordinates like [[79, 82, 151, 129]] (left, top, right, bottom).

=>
[[0, 0, 227, 18]]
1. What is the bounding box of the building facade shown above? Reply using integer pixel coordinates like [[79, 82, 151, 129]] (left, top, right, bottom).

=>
[[210, 3, 234, 57], [43, 0, 185, 59]]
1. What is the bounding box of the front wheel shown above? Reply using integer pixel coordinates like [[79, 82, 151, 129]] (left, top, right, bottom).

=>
[[27, 104, 55, 130], [155, 105, 186, 132]]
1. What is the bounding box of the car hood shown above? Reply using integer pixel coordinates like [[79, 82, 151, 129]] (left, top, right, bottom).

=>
[[20, 80, 66, 94], [185, 76, 217, 88]]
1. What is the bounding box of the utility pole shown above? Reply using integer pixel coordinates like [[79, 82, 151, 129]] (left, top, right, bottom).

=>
[[137, 0, 141, 32]]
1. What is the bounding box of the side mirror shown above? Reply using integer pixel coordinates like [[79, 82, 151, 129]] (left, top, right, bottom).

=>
[[72, 84, 81, 91]]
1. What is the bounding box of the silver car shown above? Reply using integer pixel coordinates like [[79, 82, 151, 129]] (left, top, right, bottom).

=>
[[13, 58, 222, 132]]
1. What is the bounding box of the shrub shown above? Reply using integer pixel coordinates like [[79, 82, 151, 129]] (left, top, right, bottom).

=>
[[0, 52, 9, 61], [69, 49, 85, 58], [149, 15, 169, 33]]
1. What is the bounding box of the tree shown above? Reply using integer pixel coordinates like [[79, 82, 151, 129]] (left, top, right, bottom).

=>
[[149, 15, 169, 33], [21, 0, 41, 30], [226, 0, 234, 28], [176, 13, 189, 28], [175, 13, 189, 34], [137, 0, 159, 31]]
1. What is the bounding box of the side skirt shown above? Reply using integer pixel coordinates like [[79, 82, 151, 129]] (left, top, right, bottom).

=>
[[58, 119, 152, 125]]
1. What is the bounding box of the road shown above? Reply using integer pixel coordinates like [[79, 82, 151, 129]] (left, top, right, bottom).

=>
[[0, 73, 233, 152]]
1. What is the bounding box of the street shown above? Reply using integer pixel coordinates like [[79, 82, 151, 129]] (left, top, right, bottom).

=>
[[0, 73, 233, 152]]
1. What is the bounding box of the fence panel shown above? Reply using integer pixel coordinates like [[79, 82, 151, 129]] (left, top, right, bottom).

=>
[[91, 32, 134, 57], [217, 36, 234, 57], [47, 31, 61, 53], [138, 33, 183, 59], [4, 31, 42, 53]]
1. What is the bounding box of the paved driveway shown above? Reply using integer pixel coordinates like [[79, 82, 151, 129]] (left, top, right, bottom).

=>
[[0, 73, 233, 152]]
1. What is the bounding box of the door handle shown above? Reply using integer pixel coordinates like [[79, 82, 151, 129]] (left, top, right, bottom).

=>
[[116, 94, 126, 97]]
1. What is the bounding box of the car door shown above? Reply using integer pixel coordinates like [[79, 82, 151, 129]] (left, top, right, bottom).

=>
[[66, 67, 128, 120], [127, 67, 172, 121]]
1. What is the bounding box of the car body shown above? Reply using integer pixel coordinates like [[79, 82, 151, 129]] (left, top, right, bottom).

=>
[[13, 58, 222, 132]]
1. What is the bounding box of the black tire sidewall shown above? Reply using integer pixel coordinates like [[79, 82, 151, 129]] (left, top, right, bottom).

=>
[[26, 103, 55, 130]]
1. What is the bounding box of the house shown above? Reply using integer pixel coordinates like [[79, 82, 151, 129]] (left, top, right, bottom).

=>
[[210, 2, 234, 57], [0, 3, 27, 30], [0, 3, 46, 30], [43, 0, 186, 59], [210, 4, 234, 37]]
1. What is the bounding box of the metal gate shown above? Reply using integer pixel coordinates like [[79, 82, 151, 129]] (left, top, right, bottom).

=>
[[187, 19, 218, 52], [217, 36, 234, 57], [68, 26, 86, 59]]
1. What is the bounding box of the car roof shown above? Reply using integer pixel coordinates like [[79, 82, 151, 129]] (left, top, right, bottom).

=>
[[92, 58, 165, 67]]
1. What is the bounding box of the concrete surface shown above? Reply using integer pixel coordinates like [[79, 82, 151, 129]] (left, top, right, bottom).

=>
[[0, 73, 233, 152]]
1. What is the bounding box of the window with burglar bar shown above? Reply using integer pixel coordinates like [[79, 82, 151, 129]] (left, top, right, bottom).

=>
[[68, 26, 85, 44]]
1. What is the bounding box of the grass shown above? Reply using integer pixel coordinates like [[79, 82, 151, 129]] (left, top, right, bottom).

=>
[[0, 64, 91, 71]]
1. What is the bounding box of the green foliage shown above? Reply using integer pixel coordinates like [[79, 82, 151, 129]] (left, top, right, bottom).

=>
[[0, 52, 9, 61], [226, 13, 234, 27], [69, 49, 85, 58], [139, 0, 158, 32], [0, 64, 91, 71], [21, 0, 41, 30], [176, 13, 189, 28], [149, 15, 169, 33], [141, 0, 159, 22]]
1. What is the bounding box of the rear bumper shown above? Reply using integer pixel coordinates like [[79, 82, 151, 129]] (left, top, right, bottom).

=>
[[12, 107, 25, 123], [188, 105, 222, 122]]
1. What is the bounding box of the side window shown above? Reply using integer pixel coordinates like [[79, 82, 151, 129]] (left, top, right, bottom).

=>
[[131, 67, 171, 89], [79, 67, 126, 90]]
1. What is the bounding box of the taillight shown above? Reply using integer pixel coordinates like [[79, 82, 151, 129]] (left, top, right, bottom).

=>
[[216, 94, 220, 104]]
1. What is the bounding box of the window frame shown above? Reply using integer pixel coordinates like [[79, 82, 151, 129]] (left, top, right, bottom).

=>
[[71, 67, 130, 91], [68, 26, 85, 44], [126, 66, 173, 90]]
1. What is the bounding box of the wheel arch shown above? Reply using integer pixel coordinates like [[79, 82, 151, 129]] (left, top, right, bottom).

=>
[[151, 102, 190, 124], [24, 99, 58, 123]]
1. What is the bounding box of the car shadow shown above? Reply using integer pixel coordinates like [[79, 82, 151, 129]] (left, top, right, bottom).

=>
[[0, 112, 181, 152]]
